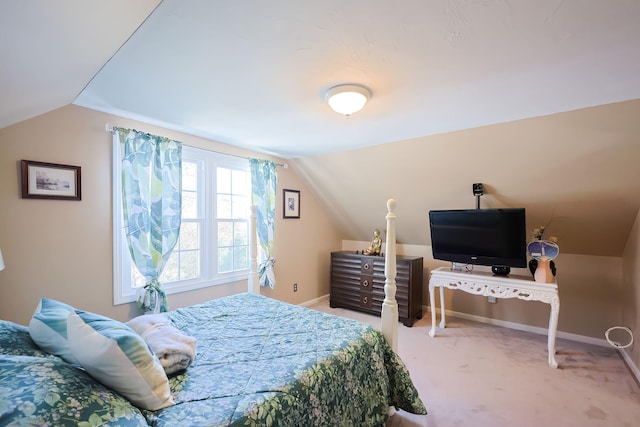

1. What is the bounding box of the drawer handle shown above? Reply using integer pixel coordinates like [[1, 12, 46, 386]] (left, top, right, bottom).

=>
[[362, 296, 368, 304], [363, 264, 370, 270], [362, 280, 369, 287]]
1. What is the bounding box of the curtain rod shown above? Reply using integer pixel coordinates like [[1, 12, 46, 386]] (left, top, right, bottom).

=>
[[105, 123, 288, 168]]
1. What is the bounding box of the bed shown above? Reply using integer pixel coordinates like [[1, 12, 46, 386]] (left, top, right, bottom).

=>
[[0, 199, 427, 426]]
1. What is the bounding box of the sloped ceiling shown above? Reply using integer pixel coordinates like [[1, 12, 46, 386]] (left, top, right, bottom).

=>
[[2, 1, 640, 158], [0, 0, 161, 128], [292, 99, 640, 257], [2, 1, 639, 257]]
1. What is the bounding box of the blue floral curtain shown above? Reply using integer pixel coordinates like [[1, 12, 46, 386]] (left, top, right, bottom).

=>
[[117, 128, 182, 313], [249, 159, 277, 288]]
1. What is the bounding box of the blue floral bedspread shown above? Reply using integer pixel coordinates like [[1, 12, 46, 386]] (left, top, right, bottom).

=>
[[143, 293, 427, 426]]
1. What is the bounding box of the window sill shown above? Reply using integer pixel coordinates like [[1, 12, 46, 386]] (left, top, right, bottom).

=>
[[114, 271, 249, 305]]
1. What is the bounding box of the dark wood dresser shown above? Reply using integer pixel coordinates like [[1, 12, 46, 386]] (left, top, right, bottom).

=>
[[329, 251, 423, 326]]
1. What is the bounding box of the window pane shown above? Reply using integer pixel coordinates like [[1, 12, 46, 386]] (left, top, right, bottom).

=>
[[180, 250, 199, 280], [182, 162, 198, 191], [217, 194, 231, 218], [218, 222, 233, 246], [182, 191, 197, 219], [232, 170, 249, 194], [180, 222, 199, 250], [217, 168, 231, 193], [234, 246, 248, 269], [161, 252, 179, 282], [218, 247, 233, 273], [232, 195, 249, 219], [234, 222, 248, 246]]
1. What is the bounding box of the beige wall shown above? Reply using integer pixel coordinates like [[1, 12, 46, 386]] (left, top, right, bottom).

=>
[[0, 103, 635, 347], [0, 105, 342, 325], [622, 211, 640, 368]]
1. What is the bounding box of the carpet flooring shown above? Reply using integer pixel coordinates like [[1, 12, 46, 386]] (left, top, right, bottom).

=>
[[307, 300, 640, 427]]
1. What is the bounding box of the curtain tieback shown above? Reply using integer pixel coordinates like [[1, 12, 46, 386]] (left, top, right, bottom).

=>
[[137, 279, 168, 313], [258, 258, 276, 288]]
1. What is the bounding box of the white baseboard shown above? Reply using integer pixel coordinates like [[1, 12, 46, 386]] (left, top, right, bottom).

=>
[[425, 304, 610, 346], [300, 294, 330, 307], [619, 348, 640, 385], [307, 297, 608, 346]]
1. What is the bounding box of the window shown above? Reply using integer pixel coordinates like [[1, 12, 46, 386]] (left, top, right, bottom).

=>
[[113, 142, 250, 305]]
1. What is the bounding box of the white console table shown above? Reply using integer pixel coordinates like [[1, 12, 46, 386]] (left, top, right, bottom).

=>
[[428, 266, 560, 368]]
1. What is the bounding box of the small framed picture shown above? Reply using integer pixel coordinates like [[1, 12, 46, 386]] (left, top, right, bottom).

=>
[[283, 189, 300, 218], [21, 160, 82, 201]]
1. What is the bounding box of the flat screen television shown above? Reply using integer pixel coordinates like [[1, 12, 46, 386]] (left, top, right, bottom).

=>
[[428, 208, 527, 275]]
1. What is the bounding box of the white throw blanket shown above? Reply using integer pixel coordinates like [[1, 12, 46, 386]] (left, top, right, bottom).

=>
[[127, 313, 196, 375]]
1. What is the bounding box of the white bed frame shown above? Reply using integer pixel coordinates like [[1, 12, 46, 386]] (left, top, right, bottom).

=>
[[247, 199, 399, 351]]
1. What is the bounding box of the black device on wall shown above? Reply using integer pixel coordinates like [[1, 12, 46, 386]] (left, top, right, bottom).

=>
[[472, 183, 484, 209], [428, 208, 527, 275]]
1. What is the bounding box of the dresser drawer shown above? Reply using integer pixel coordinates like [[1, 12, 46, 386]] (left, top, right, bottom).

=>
[[361, 258, 375, 273], [359, 293, 373, 309], [360, 275, 374, 291], [330, 251, 423, 326]]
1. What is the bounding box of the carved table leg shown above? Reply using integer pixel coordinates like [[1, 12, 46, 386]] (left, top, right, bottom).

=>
[[439, 286, 446, 329], [429, 283, 437, 337], [548, 296, 560, 368]]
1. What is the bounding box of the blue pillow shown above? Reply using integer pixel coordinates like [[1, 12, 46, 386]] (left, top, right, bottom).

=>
[[28, 298, 79, 364], [0, 354, 148, 426], [67, 310, 174, 411]]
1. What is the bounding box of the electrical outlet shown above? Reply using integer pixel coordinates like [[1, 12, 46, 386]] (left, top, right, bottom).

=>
[[293, 283, 298, 292], [487, 296, 496, 304]]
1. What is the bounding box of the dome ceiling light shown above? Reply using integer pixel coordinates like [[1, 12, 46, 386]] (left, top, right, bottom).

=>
[[324, 84, 371, 117]]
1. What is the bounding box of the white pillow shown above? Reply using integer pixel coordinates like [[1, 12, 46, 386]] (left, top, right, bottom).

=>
[[66, 310, 174, 411], [28, 298, 79, 364]]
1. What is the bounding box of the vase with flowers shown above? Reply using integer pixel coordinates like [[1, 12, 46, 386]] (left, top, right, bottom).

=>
[[527, 225, 559, 283]]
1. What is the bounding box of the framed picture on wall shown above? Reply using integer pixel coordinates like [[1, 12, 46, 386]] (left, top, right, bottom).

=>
[[283, 189, 300, 218], [21, 160, 82, 201]]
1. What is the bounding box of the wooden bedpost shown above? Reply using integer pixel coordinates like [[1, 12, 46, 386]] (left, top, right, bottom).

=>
[[381, 198, 398, 351], [248, 205, 260, 293]]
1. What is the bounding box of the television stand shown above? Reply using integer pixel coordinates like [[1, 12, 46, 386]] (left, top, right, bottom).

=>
[[428, 266, 560, 368]]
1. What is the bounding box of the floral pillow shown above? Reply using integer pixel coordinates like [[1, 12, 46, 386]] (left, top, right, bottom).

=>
[[0, 320, 56, 358], [0, 354, 149, 426]]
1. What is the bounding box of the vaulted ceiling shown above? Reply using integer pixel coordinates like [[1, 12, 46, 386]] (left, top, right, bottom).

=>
[[2, 1, 640, 257], [2, 1, 639, 158]]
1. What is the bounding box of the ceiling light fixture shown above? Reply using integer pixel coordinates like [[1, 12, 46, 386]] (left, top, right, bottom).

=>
[[324, 84, 371, 117]]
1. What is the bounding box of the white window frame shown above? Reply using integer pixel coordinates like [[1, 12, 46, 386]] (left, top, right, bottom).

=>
[[113, 139, 250, 305]]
